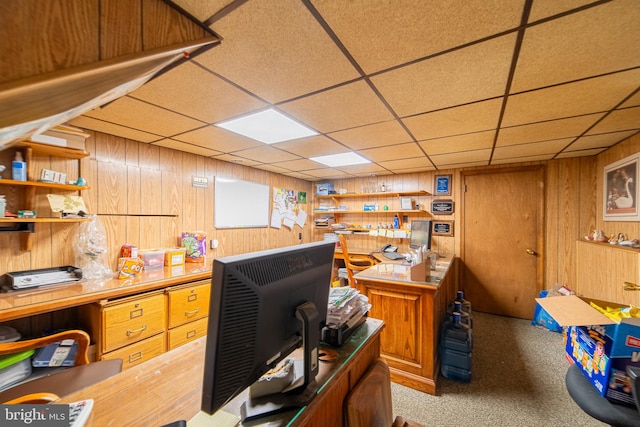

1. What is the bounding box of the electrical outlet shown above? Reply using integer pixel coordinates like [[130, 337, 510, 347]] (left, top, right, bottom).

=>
[[210, 239, 218, 249], [298, 233, 302, 240]]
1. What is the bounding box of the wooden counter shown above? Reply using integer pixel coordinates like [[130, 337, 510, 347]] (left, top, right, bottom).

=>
[[354, 255, 457, 395], [58, 318, 385, 427], [0, 263, 212, 322]]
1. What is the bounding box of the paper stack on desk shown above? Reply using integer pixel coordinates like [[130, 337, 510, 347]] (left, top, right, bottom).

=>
[[326, 287, 370, 329]]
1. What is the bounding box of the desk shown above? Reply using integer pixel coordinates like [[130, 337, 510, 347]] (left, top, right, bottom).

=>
[[354, 256, 457, 395], [59, 318, 384, 427]]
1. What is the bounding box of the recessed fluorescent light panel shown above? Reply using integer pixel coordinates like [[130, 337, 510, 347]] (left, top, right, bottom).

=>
[[310, 152, 370, 167], [214, 108, 317, 144]]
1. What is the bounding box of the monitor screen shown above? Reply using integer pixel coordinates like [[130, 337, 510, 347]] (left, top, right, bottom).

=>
[[201, 240, 335, 419], [409, 220, 432, 250]]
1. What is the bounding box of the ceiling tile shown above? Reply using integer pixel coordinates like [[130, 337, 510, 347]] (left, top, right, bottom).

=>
[[252, 164, 291, 174], [173, 125, 263, 152], [328, 120, 413, 150], [278, 80, 395, 133], [211, 153, 262, 166], [83, 96, 205, 136], [379, 157, 434, 171], [304, 168, 355, 179], [272, 135, 351, 157], [152, 138, 223, 156], [171, 0, 231, 22], [493, 138, 573, 160], [67, 116, 162, 143], [371, 33, 516, 116], [528, 0, 600, 22], [431, 149, 491, 167], [565, 130, 640, 152], [492, 154, 555, 164], [359, 143, 424, 162], [555, 148, 605, 158], [419, 131, 495, 155], [403, 99, 503, 140], [513, 0, 640, 92], [312, 0, 525, 74], [586, 106, 640, 135], [230, 145, 301, 163], [502, 68, 640, 127], [280, 171, 318, 180], [272, 158, 324, 171], [496, 113, 603, 147], [334, 163, 388, 176], [132, 61, 267, 124], [198, 0, 360, 103], [620, 90, 640, 108]]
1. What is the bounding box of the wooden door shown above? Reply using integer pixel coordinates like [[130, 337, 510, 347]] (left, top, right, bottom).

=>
[[461, 166, 544, 319]]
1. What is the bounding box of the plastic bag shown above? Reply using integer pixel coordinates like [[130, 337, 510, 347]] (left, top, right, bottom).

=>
[[73, 214, 113, 279]]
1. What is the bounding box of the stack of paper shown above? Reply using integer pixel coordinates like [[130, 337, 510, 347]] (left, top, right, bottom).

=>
[[326, 287, 370, 329]]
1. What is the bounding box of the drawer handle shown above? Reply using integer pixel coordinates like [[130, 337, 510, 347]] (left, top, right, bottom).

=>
[[623, 282, 640, 291], [129, 351, 143, 363], [185, 308, 200, 317], [187, 330, 197, 339], [126, 324, 147, 336]]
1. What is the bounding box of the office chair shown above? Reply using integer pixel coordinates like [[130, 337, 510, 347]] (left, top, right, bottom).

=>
[[0, 329, 122, 404], [565, 363, 640, 427], [339, 234, 375, 288], [345, 358, 424, 427]]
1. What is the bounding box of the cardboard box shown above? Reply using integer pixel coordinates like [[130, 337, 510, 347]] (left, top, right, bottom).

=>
[[536, 295, 640, 406], [164, 247, 186, 266]]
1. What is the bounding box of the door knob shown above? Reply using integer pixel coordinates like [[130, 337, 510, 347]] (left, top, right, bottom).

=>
[[526, 248, 537, 256]]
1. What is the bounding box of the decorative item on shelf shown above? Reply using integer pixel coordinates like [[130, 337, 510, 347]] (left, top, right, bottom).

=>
[[584, 229, 608, 242], [0, 165, 5, 179], [400, 197, 413, 210]]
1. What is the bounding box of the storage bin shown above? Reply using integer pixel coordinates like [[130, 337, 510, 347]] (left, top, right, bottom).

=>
[[139, 249, 165, 269]]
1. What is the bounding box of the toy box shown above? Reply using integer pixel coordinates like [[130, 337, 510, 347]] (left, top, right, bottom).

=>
[[536, 295, 640, 406]]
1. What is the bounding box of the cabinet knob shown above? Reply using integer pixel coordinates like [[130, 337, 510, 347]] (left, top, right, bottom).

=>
[[526, 248, 537, 256]]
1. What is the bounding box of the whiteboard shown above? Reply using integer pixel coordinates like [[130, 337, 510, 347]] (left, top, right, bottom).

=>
[[215, 177, 270, 228]]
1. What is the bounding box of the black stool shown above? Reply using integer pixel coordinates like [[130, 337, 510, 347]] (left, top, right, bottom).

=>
[[565, 363, 640, 427]]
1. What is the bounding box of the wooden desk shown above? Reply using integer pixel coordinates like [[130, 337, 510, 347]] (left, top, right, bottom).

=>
[[59, 318, 384, 427], [0, 263, 211, 322], [354, 256, 457, 395]]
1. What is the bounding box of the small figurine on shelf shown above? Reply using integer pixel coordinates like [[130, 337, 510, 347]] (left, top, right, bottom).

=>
[[0, 165, 5, 179]]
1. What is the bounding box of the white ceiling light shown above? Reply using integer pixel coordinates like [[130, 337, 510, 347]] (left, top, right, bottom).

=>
[[310, 152, 370, 167], [214, 108, 317, 144]]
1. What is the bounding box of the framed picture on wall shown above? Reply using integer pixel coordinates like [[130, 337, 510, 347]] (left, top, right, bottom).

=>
[[603, 152, 640, 221], [434, 174, 452, 196]]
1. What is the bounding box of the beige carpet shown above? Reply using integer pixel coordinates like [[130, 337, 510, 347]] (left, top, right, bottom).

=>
[[391, 312, 608, 426]]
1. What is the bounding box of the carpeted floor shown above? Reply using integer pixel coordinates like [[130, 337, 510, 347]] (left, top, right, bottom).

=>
[[390, 312, 608, 426]]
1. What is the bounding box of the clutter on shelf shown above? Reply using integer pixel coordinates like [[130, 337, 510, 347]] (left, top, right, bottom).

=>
[[584, 229, 640, 248]]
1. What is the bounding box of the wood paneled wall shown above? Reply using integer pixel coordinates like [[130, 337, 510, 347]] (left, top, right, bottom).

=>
[[3, 132, 639, 294], [0, 132, 314, 276], [0, 0, 207, 85]]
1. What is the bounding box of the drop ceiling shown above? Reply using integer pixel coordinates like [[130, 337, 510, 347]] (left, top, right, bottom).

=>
[[67, 0, 640, 181]]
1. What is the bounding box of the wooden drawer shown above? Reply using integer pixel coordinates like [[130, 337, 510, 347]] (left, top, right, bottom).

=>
[[168, 317, 208, 350], [102, 332, 165, 370], [102, 293, 166, 352], [167, 281, 210, 328]]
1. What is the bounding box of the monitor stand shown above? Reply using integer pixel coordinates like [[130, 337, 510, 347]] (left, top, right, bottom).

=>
[[240, 302, 320, 423]]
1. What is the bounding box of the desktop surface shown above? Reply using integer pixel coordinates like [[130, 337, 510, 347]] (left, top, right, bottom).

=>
[[190, 317, 384, 427]]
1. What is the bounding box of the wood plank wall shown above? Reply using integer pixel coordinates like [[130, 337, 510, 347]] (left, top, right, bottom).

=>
[[7, 132, 640, 293]]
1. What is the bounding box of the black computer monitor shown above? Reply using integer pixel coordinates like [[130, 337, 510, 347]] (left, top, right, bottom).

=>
[[201, 240, 335, 421], [409, 219, 432, 250]]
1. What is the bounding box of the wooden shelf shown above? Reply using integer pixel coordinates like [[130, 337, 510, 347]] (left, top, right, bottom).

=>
[[0, 217, 90, 223], [316, 190, 431, 199], [0, 178, 88, 191], [314, 209, 425, 214], [17, 141, 90, 159]]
